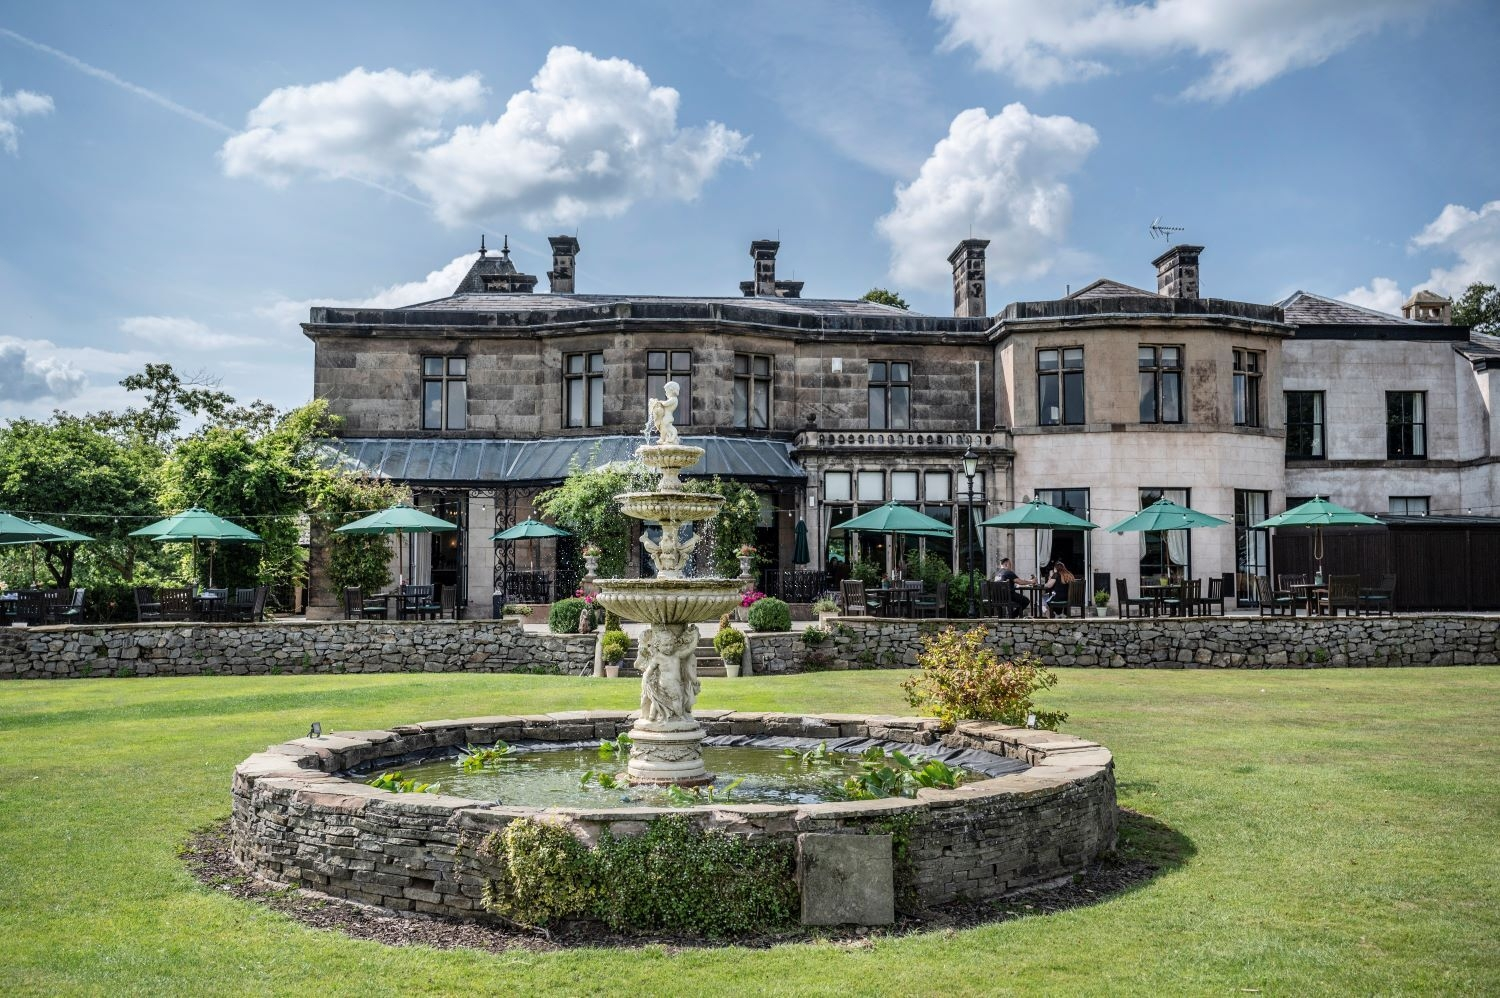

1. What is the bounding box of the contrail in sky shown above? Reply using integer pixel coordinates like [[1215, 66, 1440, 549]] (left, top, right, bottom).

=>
[[0, 26, 233, 134], [0, 26, 429, 207]]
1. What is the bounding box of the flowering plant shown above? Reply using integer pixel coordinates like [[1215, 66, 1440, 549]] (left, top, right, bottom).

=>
[[741, 590, 766, 608], [736, 544, 758, 557], [582, 544, 602, 557]]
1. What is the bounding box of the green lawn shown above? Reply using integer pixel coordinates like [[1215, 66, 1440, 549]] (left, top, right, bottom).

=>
[[1, 668, 1497, 997]]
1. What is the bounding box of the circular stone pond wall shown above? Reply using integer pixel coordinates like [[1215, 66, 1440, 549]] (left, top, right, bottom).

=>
[[231, 710, 1116, 926]]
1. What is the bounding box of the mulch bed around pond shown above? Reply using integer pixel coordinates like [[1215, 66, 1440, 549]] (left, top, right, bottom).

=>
[[183, 811, 1161, 953]]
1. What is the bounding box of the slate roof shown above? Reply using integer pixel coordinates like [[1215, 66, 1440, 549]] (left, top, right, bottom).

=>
[[1455, 332, 1500, 369], [1067, 278, 1160, 300], [1276, 291, 1421, 326], [323, 435, 805, 485], [398, 292, 915, 319]]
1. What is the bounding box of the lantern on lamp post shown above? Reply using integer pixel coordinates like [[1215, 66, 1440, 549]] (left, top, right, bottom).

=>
[[962, 447, 979, 617]]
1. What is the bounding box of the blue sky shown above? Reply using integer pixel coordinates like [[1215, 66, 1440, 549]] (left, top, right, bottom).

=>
[[1, 0, 1496, 417]]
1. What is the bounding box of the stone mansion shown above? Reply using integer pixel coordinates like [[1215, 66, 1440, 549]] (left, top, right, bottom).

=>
[[305, 234, 1500, 612]]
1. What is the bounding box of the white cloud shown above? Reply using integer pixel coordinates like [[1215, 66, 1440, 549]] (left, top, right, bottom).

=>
[[932, 0, 1425, 100], [1341, 199, 1500, 315], [221, 67, 484, 185], [0, 340, 85, 402], [0, 85, 54, 154], [876, 104, 1098, 288], [1341, 277, 1405, 316], [121, 315, 258, 350], [256, 251, 477, 329], [222, 47, 748, 227]]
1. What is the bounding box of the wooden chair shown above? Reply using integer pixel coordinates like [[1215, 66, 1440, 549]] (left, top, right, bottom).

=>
[[1194, 577, 1225, 616], [49, 588, 86, 624], [840, 580, 878, 616], [134, 586, 162, 622], [1116, 578, 1156, 619], [1254, 576, 1297, 616], [15, 591, 48, 626], [398, 584, 440, 621], [156, 587, 194, 621], [1158, 581, 1191, 617], [882, 585, 914, 619], [1359, 574, 1397, 616], [439, 585, 459, 619], [912, 581, 948, 618], [343, 586, 383, 620], [1319, 575, 1360, 617], [1277, 573, 1307, 593], [1061, 579, 1087, 618]]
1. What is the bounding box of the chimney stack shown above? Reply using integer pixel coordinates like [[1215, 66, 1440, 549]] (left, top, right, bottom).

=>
[[1152, 244, 1203, 299], [739, 240, 803, 298], [547, 235, 580, 294], [948, 238, 990, 317], [1401, 290, 1452, 324]]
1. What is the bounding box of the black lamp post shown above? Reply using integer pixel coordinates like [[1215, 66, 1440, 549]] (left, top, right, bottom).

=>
[[962, 447, 979, 617]]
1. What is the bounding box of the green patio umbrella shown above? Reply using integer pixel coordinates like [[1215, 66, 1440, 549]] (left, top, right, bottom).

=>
[[131, 507, 262, 589], [0, 512, 69, 545], [792, 520, 810, 566], [336, 502, 457, 586], [980, 499, 1098, 584], [1106, 498, 1229, 533], [491, 518, 570, 572], [0, 518, 94, 588], [831, 502, 954, 538], [1252, 496, 1383, 578]]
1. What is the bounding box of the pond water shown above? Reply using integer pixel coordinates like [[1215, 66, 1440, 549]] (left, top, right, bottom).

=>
[[373, 736, 1017, 809]]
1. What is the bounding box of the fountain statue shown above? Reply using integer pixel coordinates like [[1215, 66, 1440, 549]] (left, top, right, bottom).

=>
[[593, 382, 746, 785]]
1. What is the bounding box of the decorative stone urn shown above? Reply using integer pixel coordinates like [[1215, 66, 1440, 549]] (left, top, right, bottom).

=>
[[592, 383, 744, 785]]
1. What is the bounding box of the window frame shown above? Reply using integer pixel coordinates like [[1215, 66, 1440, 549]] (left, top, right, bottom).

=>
[[563, 351, 605, 428], [1285, 390, 1325, 459], [1386, 391, 1427, 459], [1233, 348, 1263, 428], [1138, 345, 1183, 424], [867, 360, 912, 430], [732, 353, 773, 430], [421, 355, 468, 431], [1388, 495, 1429, 515], [646, 350, 693, 425], [1037, 347, 1085, 426]]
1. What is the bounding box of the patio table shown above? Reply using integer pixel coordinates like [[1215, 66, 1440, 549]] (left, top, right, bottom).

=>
[[1288, 583, 1327, 615]]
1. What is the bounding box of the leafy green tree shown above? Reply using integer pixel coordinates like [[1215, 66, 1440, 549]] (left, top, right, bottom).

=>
[[860, 288, 909, 310], [0, 416, 163, 586], [1452, 282, 1500, 335], [158, 401, 334, 589], [110, 363, 236, 446], [312, 473, 409, 593]]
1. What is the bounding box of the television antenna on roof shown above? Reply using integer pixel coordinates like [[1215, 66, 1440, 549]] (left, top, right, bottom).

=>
[[1149, 218, 1185, 241]]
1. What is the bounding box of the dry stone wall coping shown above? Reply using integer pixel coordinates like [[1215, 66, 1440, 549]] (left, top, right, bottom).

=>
[[747, 614, 1500, 673], [231, 710, 1117, 920]]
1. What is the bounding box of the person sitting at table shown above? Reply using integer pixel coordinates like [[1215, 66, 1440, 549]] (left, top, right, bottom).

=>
[[993, 558, 1034, 617], [1041, 559, 1077, 618]]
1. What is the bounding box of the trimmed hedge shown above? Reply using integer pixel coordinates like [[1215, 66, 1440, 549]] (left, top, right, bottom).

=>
[[747, 597, 791, 632]]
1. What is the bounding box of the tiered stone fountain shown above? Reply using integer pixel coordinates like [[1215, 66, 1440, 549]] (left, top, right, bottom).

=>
[[592, 382, 746, 785]]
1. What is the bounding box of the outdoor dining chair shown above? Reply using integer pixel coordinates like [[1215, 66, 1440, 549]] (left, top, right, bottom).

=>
[[1116, 578, 1157, 619], [1359, 574, 1397, 616], [134, 586, 162, 622], [49, 588, 86, 624], [15, 591, 48, 626], [1254, 576, 1297, 616], [912, 581, 947, 619], [157, 587, 195, 622], [1319, 575, 1361, 616], [839, 580, 878, 616], [1194, 577, 1226, 616]]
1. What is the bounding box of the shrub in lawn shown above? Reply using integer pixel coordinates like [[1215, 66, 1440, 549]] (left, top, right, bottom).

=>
[[548, 598, 586, 634], [902, 625, 1067, 730], [747, 596, 790, 632], [713, 624, 746, 662], [600, 629, 630, 664]]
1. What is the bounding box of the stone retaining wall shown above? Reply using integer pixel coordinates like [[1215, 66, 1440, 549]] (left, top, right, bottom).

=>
[[748, 614, 1500, 673], [0, 619, 596, 680], [230, 712, 1116, 922]]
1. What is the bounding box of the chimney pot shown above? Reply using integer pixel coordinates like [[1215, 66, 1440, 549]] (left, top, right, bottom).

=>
[[547, 235, 580, 294], [948, 239, 990, 317], [1151, 244, 1204, 299]]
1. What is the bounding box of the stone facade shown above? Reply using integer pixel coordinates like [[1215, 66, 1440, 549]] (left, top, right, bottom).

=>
[[749, 614, 1500, 673], [0, 620, 596, 680], [230, 712, 1116, 921]]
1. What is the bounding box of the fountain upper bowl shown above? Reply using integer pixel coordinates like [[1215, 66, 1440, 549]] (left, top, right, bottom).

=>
[[593, 577, 745, 624]]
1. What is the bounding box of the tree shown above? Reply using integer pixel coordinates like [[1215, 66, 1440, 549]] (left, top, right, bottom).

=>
[[311, 473, 409, 594], [109, 363, 236, 446], [0, 416, 163, 586], [1452, 282, 1500, 335], [861, 288, 909, 310]]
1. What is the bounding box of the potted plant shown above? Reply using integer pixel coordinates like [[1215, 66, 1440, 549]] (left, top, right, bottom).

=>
[[736, 544, 758, 579], [811, 596, 840, 623], [582, 544, 602, 577], [1093, 589, 1111, 617], [600, 628, 629, 679], [713, 619, 746, 678]]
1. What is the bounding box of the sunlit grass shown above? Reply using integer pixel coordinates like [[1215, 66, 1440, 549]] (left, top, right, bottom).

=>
[[1, 668, 1496, 996]]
